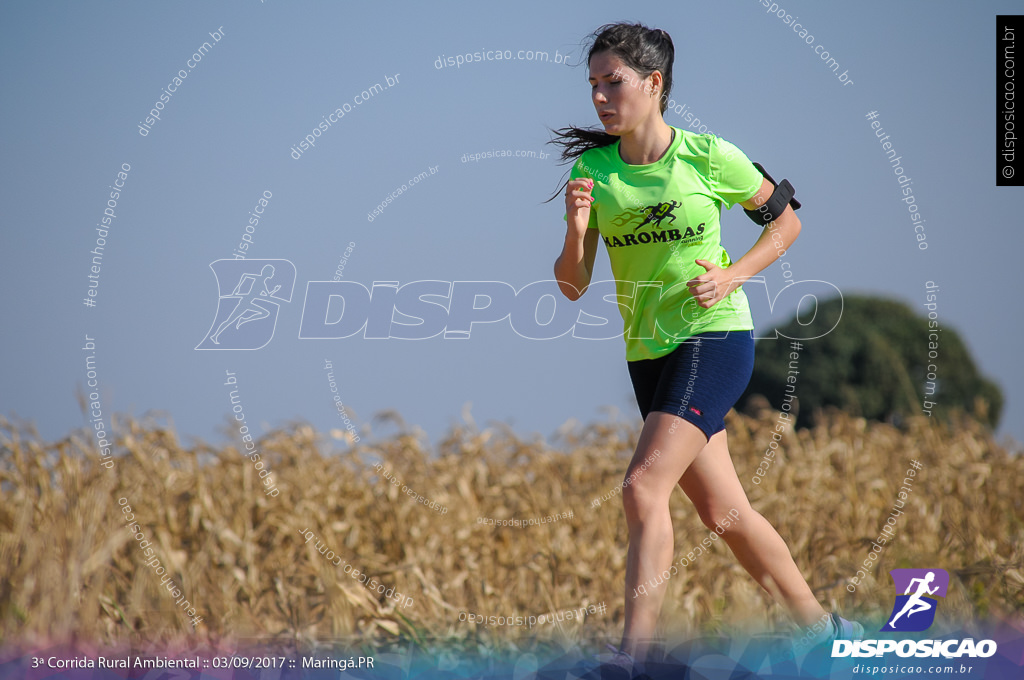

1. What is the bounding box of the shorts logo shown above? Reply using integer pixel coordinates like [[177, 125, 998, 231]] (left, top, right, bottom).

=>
[[196, 259, 296, 350], [688, 406, 703, 416], [881, 568, 949, 632]]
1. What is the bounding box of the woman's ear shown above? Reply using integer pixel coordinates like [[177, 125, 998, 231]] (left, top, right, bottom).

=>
[[648, 70, 664, 99]]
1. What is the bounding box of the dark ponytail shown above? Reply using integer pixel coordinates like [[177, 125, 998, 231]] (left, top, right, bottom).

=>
[[545, 22, 675, 202]]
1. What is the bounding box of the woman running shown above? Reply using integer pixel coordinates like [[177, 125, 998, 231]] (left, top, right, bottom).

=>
[[550, 22, 862, 674]]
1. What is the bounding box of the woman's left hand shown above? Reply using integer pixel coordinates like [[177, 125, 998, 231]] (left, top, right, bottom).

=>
[[686, 259, 742, 309]]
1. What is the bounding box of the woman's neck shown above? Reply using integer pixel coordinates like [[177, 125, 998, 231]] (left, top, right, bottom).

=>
[[617, 120, 674, 165]]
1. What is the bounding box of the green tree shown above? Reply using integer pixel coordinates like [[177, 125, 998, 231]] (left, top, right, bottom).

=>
[[741, 295, 1003, 429]]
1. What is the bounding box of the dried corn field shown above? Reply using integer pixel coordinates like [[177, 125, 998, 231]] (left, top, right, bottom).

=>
[[0, 408, 1021, 655]]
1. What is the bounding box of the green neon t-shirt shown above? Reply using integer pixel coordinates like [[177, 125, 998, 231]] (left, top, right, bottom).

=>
[[563, 127, 763, 361]]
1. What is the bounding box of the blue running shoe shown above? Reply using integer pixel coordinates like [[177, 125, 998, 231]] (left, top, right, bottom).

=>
[[790, 612, 865, 658], [830, 613, 865, 640]]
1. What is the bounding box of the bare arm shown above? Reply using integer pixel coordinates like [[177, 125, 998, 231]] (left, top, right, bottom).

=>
[[554, 228, 599, 300], [554, 177, 599, 301], [686, 177, 802, 308], [729, 176, 802, 282]]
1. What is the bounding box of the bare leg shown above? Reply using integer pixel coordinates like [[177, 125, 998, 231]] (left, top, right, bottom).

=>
[[678, 430, 826, 627], [619, 412, 710, 660]]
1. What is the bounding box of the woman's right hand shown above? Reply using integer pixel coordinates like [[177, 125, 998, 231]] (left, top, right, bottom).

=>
[[564, 178, 595, 238]]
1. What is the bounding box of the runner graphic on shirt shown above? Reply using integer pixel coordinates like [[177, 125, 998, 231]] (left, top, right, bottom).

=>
[[636, 200, 682, 230], [609, 200, 682, 231]]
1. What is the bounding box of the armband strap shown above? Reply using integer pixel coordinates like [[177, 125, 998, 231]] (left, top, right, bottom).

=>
[[743, 162, 801, 226]]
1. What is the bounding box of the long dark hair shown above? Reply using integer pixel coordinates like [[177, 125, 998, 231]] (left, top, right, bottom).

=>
[[545, 22, 675, 202]]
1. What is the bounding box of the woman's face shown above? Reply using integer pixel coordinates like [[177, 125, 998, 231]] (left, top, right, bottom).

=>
[[588, 50, 660, 135]]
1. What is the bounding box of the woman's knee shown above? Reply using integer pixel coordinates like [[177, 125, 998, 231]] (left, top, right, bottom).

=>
[[621, 475, 668, 523]]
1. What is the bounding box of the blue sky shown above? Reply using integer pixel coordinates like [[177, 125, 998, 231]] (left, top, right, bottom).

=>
[[3, 0, 1022, 454]]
